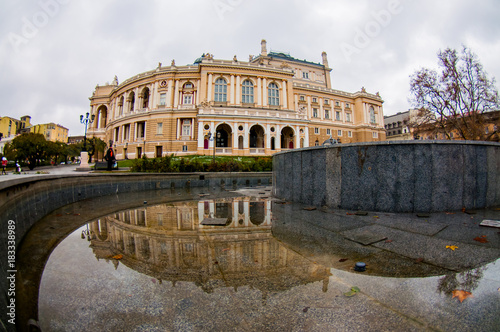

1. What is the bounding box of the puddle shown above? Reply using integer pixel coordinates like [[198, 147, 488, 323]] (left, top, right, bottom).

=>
[[22, 189, 500, 331]]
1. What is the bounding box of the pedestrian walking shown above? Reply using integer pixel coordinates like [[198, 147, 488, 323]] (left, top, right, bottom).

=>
[[1, 157, 7, 175]]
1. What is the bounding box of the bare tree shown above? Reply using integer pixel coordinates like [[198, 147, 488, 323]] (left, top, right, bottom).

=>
[[410, 46, 500, 140]]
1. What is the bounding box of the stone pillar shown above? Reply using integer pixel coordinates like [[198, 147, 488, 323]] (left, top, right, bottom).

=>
[[263, 78, 267, 107], [173, 80, 180, 108], [198, 121, 204, 148], [230, 75, 235, 105], [167, 80, 173, 108], [207, 74, 213, 102], [196, 79, 201, 105], [76, 151, 91, 171], [282, 80, 287, 109], [257, 77, 262, 106], [235, 75, 241, 105]]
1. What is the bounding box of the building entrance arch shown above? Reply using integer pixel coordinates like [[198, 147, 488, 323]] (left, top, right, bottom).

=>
[[249, 125, 265, 148], [281, 126, 294, 149]]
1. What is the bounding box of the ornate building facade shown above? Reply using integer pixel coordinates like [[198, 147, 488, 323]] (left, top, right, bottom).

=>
[[87, 40, 385, 159]]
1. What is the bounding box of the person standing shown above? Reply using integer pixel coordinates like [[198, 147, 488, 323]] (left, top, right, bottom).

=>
[[105, 146, 116, 171], [1, 157, 7, 175]]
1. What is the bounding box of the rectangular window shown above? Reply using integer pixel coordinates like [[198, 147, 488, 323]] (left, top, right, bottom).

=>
[[183, 94, 192, 104], [159, 93, 166, 106], [137, 122, 145, 139], [324, 99, 329, 105], [312, 97, 317, 103], [326, 129, 331, 135], [314, 127, 319, 134], [372, 132, 378, 138], [335, 111, 341, 121], [338, 130, 342, 136], [324, 110, 330, 119], [182, 119, 191, 136], [299, 95, 305, 101], [156, 122, 163, 135], [303, 72, 309, 79], [335, 101, 340, 107], [182, 145, 188, 152], [348, 131, 352, 137], [313, 108, 318, 118], [345, 102, 350, 108], [184, 83, 193, 89], [346, 113, 351, 122]]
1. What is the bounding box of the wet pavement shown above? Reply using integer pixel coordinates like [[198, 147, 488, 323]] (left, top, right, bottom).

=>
[[17, 186, 500, 331]]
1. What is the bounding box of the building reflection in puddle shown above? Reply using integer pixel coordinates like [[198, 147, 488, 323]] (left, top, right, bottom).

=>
[[85, 197, 331, 294]]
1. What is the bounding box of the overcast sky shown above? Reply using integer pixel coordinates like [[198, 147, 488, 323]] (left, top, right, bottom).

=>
[[1, 0, 499, 136]]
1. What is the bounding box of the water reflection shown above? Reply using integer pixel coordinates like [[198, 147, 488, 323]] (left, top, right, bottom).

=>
[[85, 197, 331, 294]]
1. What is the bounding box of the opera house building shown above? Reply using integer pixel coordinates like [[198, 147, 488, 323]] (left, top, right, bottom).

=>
[[87, 40, 385, 159]]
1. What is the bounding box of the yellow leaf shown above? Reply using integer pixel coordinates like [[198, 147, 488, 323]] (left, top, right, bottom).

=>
[[111, 254, 123, 260], [446, 245, 458, 251], [452, 290, 473, 303]]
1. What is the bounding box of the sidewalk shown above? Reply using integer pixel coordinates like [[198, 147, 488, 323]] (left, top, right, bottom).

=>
[[0, 164, 91, 182]]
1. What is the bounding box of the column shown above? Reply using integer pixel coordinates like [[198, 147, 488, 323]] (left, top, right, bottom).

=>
[[307, 96, 311, 118], [173, 80, 180, 108], [233, 123, 238, 149], [257, 77, 262, 106], [167, 80, 173, 108], [196, 79, 201, 105], [176, 118, 181, 139], [198, 121, 204, 148], [295, 125, 300, 148], [282, 80, 287, 109], [207, 74, 213, 102], [133, 87, 139, 111], [319, 98, 324, 120], [230, 75, 235, 104], [209, 121, 215, 148], [235, 75, 241, 105], [305, 127, 310, 147], [154, 82, 160, 109], [262, 78, 267, 107], [266, 124, 271, 150], [190, 118, 194, 139], [243, 122, 249, 148]]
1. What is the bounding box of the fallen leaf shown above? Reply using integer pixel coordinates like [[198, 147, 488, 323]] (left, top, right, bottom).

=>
[[373, 216, 379, 219], [56, 214, 63, 217], [461, 207, 466, 213], [73, 213, 80, 216], [452, 290, 473, 303], [303, 207, 317, 211], [303, 307, 309, 313], [473, 236, 488, 243], [415, 258, 424, 263], [446, 245, 459, 251], [346, 212, 355, 215], [445, 212, 455, 215], [111, 254, 123, 260], [344, 286, 361, 297], [339, 258, 348, 262], [221, 248, 230, 252], [151, 279, 156, 283], [385, 239, 393, 243]]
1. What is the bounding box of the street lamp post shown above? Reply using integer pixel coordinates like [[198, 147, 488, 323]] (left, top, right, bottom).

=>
[[80, 112, 95, 152], [208, 131, 220, 163], [76, 112, 95, 171]]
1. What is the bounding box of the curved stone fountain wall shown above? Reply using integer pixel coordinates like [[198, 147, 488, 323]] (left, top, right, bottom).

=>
[[273, 141, 500, 213], [0, 172, 271, 332]]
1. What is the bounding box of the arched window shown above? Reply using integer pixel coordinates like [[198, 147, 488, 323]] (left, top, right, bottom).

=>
[[268, 83, 279, 106], [128, 92, 135, 112], [142, 88, 150, 108], [118, 96, 124, 115], [370, 106, 376, 124], [214, 78, 227, 102], [242, 80, 254, 103]]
